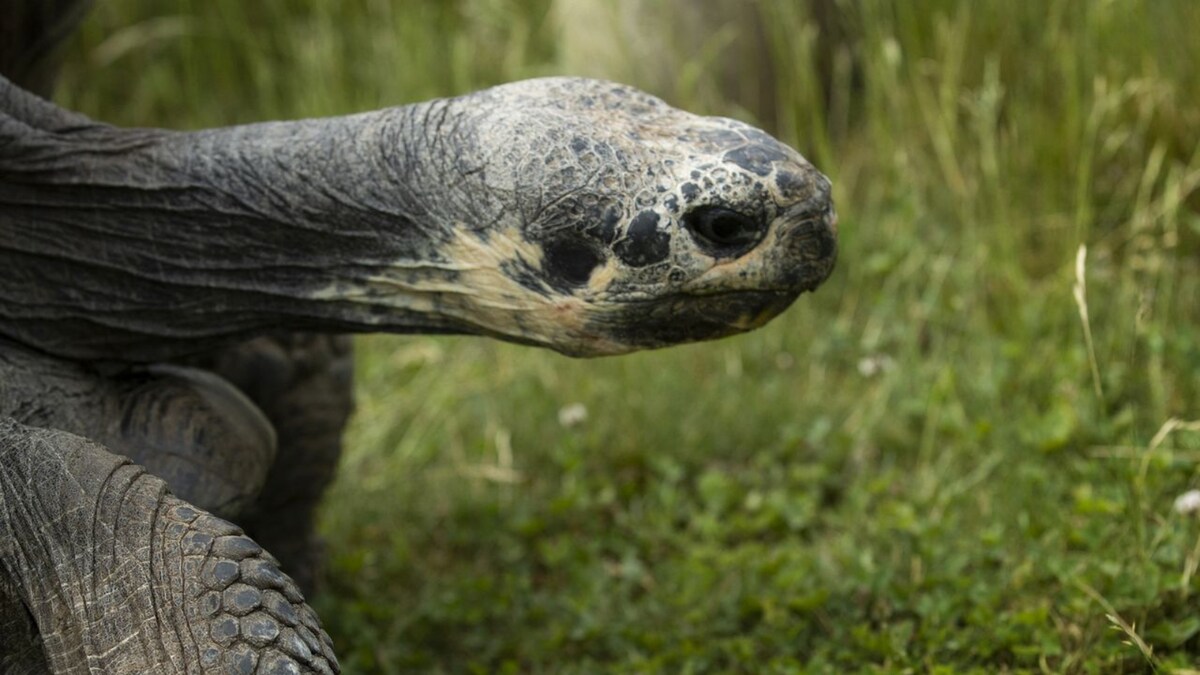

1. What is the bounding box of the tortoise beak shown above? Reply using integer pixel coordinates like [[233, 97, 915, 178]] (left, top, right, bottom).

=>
[[776, 201, 838, 293]]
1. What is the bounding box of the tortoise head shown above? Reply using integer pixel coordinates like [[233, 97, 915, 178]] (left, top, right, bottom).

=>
[[394, 78, 837, 356], [0, 74, 835, 360]]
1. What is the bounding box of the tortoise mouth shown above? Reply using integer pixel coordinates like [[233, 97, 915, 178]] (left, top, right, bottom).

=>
[[573, 288, 803, 354]]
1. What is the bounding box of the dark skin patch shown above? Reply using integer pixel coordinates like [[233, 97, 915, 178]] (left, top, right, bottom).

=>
[[584, 203, 622, 244], [543, 237, 604, 290], [680, 182, 701, 202], [613, 210, 671, 268], [774, 169, 809, 200], [724, 143, 790, 177]]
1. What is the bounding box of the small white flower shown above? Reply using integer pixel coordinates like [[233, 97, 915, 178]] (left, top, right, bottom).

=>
[[558, 403, 588, 428], [857, 354, 894, 378], [1173, 489, 1200, 515], [882, 38, 902, 68]]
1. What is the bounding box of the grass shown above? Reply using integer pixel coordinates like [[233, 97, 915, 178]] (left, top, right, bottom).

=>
[[57, 0, 1200, 671]]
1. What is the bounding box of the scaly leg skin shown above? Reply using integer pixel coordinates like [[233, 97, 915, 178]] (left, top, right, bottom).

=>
[[0, 338, 277, 521], [0, 419, 339, 673], [186, 333, 356, 595]]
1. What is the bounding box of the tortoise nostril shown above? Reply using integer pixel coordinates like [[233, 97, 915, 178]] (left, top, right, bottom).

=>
[[683, 206, 764, 258]]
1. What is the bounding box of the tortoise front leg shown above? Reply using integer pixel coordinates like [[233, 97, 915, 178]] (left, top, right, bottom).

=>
[[0, 418, 339, 674], [0, 339, 277, 522], [187, 333, 355, 594]]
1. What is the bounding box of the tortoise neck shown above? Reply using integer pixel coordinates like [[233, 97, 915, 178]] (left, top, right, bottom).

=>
[[0, 96, 467, 361]]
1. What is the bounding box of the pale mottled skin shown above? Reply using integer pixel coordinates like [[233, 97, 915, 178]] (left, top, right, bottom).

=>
[[0, 10, 836, 671]]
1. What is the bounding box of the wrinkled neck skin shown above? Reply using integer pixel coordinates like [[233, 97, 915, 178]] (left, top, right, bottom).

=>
[[1, 84, 487, 361]]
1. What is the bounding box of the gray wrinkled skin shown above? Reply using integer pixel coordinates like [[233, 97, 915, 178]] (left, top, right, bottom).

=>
[[0, 45, 836, 675], [0, 76, 835, 360]]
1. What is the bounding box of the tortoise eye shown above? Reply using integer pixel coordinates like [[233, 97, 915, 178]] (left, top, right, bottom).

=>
[[682, 206, 764, 258]]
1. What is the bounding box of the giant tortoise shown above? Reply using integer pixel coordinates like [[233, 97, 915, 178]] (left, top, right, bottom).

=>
[[0, 2, 837, 671]]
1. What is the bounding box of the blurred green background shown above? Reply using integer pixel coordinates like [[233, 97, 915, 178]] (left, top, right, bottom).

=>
[[57, 0, 1200, 671]]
